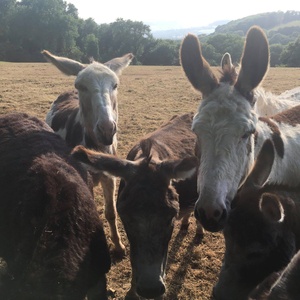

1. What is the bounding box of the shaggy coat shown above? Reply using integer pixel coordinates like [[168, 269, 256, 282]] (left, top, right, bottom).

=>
[[72, 113, 199, 300], [0, 113, 110, 300]]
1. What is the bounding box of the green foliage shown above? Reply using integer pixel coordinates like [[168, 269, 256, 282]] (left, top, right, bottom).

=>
[[83, 33, 99, 61], [0, 3, 299, 66], [4, 0, 80, 61], [280, 36, 300, 67], [204, 33, 244, 65], [141, 39, 180, 65], [97, 18, 153, 63], [270, 44, 284, 67]]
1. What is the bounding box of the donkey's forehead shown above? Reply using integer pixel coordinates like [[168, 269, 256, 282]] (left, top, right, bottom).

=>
[[77, 62, 119, 83], [192, 84, 256, 133]]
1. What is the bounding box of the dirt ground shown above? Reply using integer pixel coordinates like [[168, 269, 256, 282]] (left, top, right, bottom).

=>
[[1, 61, 300, 299]]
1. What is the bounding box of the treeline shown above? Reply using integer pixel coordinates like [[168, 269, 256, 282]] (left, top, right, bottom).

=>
[[1, 0, 300, 66]]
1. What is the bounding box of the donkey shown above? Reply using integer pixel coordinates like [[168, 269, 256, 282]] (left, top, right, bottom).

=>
[[220, 53, 300, 117], [0, 113, 110, 300], [249, 249, 300, 300], [72, 113, 200, 300], [42, 50, 134, 257], [180, 25, 300, 232], [213, 140, 300, 300]]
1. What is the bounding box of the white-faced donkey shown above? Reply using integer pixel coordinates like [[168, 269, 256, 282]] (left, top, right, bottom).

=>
[[42, 50, 134, 257], [180, 25, 300, 233]]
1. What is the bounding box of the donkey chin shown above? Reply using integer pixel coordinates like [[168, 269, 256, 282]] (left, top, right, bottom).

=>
[[136, 274, 166, 299]]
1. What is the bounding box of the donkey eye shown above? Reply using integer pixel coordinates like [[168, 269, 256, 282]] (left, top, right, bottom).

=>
[[113, 83, 118, 90], [242, 130, 254, 139]]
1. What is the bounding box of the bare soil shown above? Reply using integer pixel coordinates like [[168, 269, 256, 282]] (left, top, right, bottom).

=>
[[1, 62, 300, 299]]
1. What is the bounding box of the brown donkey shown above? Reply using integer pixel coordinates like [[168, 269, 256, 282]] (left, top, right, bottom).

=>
[[72, 113, 201, 300], [0, 113, 111, 300]]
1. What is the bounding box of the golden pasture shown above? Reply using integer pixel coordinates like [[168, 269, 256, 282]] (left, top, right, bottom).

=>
[[0, 62, 300, 299]]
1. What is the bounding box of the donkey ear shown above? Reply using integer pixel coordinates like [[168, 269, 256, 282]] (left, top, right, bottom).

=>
[[41, 50, 85, 76], [161, 156, 199, 181], [260, 193, 284, 223], [220, 52, 238, 84], [180, 34, 218, 96], [104, 53, 134, 75], [242, 139, 275, 191], [221, 52, 233, 72], [234, 26, 269, 100], [71, 145, 139, 180]]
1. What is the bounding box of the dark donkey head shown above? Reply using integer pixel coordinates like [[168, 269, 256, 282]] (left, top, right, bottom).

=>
[[72, 139, 198, 299], [214, 139, 299, 300], [42, 50, 134, 146]]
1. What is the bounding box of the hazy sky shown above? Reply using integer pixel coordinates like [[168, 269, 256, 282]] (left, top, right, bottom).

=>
[[67, 0, 299, 31]]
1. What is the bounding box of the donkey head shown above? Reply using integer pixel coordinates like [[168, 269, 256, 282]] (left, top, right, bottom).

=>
[[71, 141, 198, 299], [214, 140, 297, 300], [42, 50, 134, 146], [180, 26, 269, 231]]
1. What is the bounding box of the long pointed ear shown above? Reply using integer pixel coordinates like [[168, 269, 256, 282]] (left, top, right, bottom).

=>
[[71, 145, 139, 180], [104, 53, 134, 76], [234, 26, 269, 101], [220, 52, 238, 84], [180, 34, 218, 96], [221, 52, 233, 72], [242, 139, 275, 191], [41, 50, 86, 76], [160, 156, 199, 181]]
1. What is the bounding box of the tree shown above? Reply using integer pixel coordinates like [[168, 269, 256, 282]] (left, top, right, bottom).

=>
[[0, 0, 17, 59], [141, 39, 180, 65], [201, 43, 219, 66], [205, 33, 244, 65], [6, 0, 80, 61], [280, 36, 300, 67], [270, 44, 284, 66], [98, 18, 153, 63], [84, 33, 99, 61]]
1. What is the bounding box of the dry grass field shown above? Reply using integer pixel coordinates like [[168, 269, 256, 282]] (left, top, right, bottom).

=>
[[0, 61, 300, 299]]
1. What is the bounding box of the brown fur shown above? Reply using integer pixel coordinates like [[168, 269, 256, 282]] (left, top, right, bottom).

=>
[[117, 113, 200, 299], [71, 113, 201, 299], [0, 113, 110, 300], [271, 104, 300, 126], [249, 250, 300, 300], [214, 140, 300, 300]]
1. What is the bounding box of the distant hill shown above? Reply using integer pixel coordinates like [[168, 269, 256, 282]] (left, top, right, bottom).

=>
[[215, 10, 300, 45], [152, 11, 300, 43], [152, 20, 229, 39]]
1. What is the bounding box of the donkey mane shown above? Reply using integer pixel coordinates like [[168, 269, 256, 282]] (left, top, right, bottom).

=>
[[219, 66, 239, 85]]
